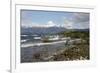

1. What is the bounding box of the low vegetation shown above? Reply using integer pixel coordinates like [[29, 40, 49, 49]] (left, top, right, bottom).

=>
[[52, 44, 89, 61], [32, 31, 89, 62]]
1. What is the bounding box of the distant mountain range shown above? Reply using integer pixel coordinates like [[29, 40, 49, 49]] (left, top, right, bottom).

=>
[[21, 26, 89, 35]]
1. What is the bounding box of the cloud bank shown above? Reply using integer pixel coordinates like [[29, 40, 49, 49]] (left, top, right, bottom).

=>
[[21, 12, 89, 29]]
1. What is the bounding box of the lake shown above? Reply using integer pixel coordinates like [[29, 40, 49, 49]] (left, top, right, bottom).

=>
[[21, 39, 67, 62]]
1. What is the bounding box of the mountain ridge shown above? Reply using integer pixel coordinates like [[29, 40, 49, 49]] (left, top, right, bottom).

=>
[[21, 26, 89, 35]]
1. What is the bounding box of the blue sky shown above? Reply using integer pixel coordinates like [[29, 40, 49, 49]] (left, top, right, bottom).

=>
[[21, 10, 89, 29]]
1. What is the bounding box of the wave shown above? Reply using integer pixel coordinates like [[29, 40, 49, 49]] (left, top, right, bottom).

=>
[[21, 40, 66, 48]]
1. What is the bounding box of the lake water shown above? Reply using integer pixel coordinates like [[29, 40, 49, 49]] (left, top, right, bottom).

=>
[[21, 40, 66, 62]]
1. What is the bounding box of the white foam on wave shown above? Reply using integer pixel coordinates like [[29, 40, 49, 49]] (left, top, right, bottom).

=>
[[21, 40, 27, 43], [21, 40, 66, 48]]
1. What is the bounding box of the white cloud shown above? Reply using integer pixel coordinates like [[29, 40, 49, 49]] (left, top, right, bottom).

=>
[[61, 18, 74, 29], [73, 13, 89, 23], [22, 20, 60, 28], [62, 13, 89, 29], [74, 21, 89, 29], [22, 15, 89, 29], [47, 21, 56, 27]]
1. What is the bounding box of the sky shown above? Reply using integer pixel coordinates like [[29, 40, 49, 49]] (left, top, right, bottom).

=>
[[21, 10, 89, 29]]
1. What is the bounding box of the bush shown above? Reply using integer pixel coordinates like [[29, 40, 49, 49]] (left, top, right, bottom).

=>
[[52, 44, 89, 61]]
